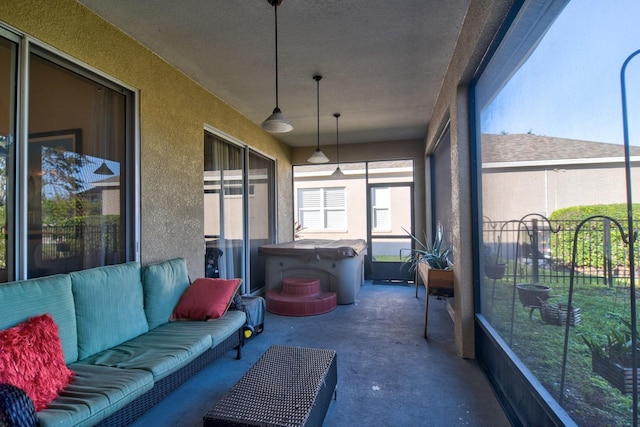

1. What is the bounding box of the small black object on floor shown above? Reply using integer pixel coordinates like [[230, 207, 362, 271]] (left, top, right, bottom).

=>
[[240, 296, 265, 340]]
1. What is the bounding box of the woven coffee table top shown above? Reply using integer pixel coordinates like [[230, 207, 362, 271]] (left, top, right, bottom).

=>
[[204, 345, 337, 427]]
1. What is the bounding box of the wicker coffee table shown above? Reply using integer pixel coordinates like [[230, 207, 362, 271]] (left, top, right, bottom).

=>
[[203, 345, 337, 427]]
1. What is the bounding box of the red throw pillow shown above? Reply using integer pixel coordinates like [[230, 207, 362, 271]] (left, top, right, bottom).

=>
[[0, 314, 74, 411], [172, 278, 242, 320]]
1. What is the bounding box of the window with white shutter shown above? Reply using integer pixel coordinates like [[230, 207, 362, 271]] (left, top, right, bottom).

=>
[[298, 187, 346, 230]]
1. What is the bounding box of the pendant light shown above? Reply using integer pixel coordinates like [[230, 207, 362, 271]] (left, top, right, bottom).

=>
[[94, 161, 114, 175], [307, 75, 330, 163], [331, 113, 344, 177], [261, 0, 293, 133]]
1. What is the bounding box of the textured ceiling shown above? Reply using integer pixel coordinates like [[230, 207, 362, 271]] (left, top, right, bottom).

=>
[[77, 0, 470, 147]]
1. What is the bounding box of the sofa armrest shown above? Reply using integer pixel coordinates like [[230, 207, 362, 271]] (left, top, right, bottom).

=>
[[0, 383, 37, 427]]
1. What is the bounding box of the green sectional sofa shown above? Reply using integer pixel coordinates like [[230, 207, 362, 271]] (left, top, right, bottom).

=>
[[0, 258, 246, 427]]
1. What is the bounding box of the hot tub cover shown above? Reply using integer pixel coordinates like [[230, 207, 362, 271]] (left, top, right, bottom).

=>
[[258, 239, 367, 260]]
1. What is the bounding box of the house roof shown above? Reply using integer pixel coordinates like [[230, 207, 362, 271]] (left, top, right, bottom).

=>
[[481, 133, 640, 164]]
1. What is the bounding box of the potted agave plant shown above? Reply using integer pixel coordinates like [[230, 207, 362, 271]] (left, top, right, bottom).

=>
[[582, 315, 640, 394], [403, 223, 453, 297], [403, 223, 454, 338]]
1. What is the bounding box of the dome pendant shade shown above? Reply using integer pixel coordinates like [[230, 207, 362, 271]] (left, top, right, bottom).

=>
[[331, 166, 344, 177], [307, 75, 329, 163], [261, 107, 294, 133], [262, 0, 293, 133], [94, 161, 114, 175], [308, 148, 330, 163]]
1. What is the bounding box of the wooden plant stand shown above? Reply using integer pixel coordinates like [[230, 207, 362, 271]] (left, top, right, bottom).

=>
[[416, 262, 454, 338]]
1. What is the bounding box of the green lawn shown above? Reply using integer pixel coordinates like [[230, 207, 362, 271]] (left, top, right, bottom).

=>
[[483, 274, 636, 425], [372, 255, 404, 262]]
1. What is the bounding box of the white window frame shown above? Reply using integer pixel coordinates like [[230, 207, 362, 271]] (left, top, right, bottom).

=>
[[298, 187, 346, 231]]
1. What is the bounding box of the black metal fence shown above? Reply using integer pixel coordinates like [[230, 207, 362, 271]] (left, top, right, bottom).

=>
[[39, 223, 120, 264], [483, 216, 637, 288]]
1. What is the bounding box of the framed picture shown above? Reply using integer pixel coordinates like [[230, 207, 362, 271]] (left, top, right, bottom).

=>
[[29, 128, 82, 162]]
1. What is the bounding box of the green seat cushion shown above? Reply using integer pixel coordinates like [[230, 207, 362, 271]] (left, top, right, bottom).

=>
[[163, 310, 246, 347], [37, 364, 153, 427], [142, 258, 190, 329], [0, 274, 78, 364], [70, 262, 149, 360], [76, 325, 212, 381]]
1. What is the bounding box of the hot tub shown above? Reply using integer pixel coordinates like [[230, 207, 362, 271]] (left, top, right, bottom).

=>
[[258, 239, 367, 304]]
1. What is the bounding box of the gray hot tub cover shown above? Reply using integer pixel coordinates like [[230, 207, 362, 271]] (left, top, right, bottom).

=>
[[258, 239, 367, 260]]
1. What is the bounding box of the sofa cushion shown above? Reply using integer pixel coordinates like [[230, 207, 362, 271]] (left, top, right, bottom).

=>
[[37, 363, 154, 427], [0, 314, 74, 411], [75, 326, 212, 381], [141, 258, 190, 329], [172, 278, 242, 321], [160, 309, 246, 347], [70, 262, 149, 360], [0, 274, 78, 364]]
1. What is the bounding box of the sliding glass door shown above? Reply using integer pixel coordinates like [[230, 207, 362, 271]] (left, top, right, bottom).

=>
[[204, 131, 275, 294], [28, 52, 131, 278], [248, 151, 275, 293], [204, 133, 244, 281], [0, 29, 136, 282]]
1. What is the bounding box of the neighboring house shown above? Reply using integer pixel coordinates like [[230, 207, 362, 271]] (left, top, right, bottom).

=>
[[481, 133, 640, 222], [85, 175, 121, 216]]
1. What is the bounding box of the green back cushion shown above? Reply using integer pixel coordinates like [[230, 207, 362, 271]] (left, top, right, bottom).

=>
[[0, 274, 78, 364], [142, 258, 191, 329], [70, 262, 149, 360]]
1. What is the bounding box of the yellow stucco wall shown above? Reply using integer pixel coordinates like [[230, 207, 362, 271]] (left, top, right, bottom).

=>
[[0, 0, 293, 277], [424, 0, 515, 358]]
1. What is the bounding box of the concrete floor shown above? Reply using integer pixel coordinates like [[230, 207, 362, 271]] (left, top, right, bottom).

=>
[[131, 282, 512, 427]]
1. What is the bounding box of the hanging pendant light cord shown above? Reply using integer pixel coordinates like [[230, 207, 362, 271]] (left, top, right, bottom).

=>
[[262, 0, 292, 133], [273, 2, 280, 109], [307, 75, 328, 163], [334, 113, 341, 165], [315, 75, 322, 150]]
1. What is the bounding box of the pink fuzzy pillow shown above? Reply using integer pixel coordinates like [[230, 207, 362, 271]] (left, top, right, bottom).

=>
[[172, 278, 242, 320], [0, 314, 74, 411]]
